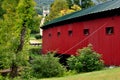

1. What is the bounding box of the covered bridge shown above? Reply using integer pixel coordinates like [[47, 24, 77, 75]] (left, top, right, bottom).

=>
[[42, 0, 120, 66]]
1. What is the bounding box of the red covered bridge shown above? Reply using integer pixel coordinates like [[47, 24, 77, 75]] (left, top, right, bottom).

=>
[[42, 0, 120, 66]]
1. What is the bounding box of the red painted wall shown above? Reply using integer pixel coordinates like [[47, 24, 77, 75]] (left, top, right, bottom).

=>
[[42, 16, 120, 66]]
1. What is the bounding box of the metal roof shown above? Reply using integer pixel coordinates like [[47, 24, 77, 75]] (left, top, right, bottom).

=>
[[42, 0, 120, 29]]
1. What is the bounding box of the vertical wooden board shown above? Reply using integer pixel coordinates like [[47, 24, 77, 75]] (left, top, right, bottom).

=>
[[42, 15, 120, 66]]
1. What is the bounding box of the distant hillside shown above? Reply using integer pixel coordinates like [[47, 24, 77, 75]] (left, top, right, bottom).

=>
[[35, 0, 54, 14]]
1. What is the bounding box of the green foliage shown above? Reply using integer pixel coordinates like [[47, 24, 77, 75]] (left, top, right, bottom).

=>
[[0, 0, 39, 77], [67, 45, 104, 73], [46, 0, 69, 22], [0, 0, 5, 18], [71, 4, 81, 11], [74, 0, 80, 6], [16, 0, 36, 28], [0, 0, 20, 69], [0, 51, 12, 69], [20, 67, 33, 80], [0, 75, 9, 80], [32, 53, 66, 78], [66, 0, 73, 8], [81, 0, 95, 9], [45, 0, 95, 24], [30, 15, 41, 34], [63, 70, 77, 76], [0, 75, 3, 80], [35, 34, 42, 39], [67, 55, 83, 73], [17, 0, 40, 34], [41, 0, 108, 26], [29, 47, 40, 54]]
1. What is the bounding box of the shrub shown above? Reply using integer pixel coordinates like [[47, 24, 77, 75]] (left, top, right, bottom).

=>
[[0, 75, 9, 80], [29, 47, 40, 54], [67, 44, 104, 73], [32, 53, 66, 78], [67, 55, 83, 73], [0, 52, 11, 69], [35, 35, 42, 39], [0, 75, 3, 80], [20, 67, 34, 80]]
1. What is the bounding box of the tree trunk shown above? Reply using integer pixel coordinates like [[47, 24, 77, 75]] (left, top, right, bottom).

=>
[[10, 60, 18, 78], [16, 26, 26, 53], [10, 23, 26, 78]]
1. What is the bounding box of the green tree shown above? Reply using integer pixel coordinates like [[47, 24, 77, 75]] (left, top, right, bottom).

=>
[[46, 0, 69, 22], [0, 0, 20, 70], [11, 0, 36, 78], [59, 4, 81, 16], [0, 0, 38, 78], [30, 15, 41, 34], [66, 0, 73, 8], [70, 0, 95, 9], [71, 4, 81, 11], [81, 0, 95, 9], [74, 0, 80, 6], [0, 0, 5, 18]]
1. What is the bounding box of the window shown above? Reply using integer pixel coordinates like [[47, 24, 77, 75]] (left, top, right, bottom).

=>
[[57, 32, 61, 37], [84, 29, 89, 35], [68, 30, 73, 36], [48, 33, 51, 37], [106, 27, 114, 34]]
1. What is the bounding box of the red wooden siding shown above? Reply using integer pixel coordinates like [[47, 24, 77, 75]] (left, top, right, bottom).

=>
[[42, 15, 120, 66]]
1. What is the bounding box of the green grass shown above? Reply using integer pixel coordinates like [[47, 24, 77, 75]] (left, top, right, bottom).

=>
[[30, 34, 36, 39], [30, 33, 42, 43], [41, 67, 120, 80]]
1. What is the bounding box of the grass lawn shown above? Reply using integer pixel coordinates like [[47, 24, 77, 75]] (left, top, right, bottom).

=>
[[41, 67, 120, 80], [30, 34, 36, 39]]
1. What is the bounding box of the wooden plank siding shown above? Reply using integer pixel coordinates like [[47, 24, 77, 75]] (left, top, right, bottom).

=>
[[42, 16, 120, 66]]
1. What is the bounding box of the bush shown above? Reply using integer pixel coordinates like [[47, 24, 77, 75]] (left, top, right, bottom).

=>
[[67, 55, 83, 73], [0, 75, 3, 80], [31, 30, 39, 34], [0, 52, 11, 69], [0, 75, 9, 80], [35, 35, 42, 39], [67, 44, 104, 73], [29, 47, 40, 54], [32, 53, 66, 78], [20, 67, 34, 80]]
